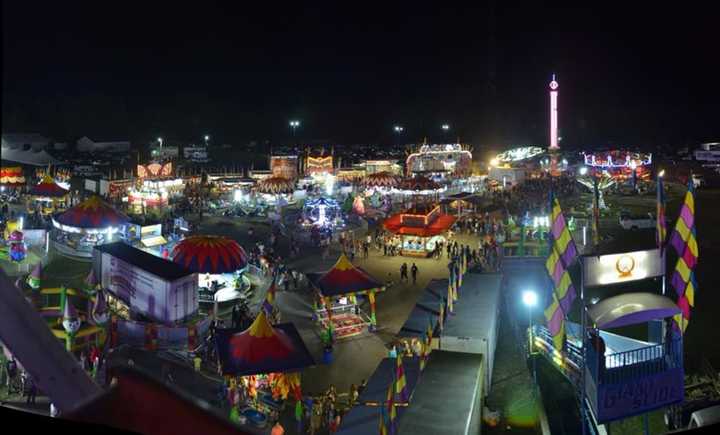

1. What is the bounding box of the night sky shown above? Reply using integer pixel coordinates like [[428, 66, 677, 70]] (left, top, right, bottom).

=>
[[3, 2, 719, 148]]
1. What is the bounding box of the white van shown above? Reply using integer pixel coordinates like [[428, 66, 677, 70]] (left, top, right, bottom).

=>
[[689, 404, 720, 429]]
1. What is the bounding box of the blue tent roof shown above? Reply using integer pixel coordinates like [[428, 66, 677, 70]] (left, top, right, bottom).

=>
[[415, 287, 446, 315], [337, 357, 421, 435], [399, 306, 437, 338]]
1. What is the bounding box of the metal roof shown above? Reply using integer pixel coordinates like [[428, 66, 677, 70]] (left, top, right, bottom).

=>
[[587, 292, 681, 329]]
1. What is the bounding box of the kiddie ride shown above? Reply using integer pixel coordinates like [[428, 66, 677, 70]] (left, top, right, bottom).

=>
[[0, 228, 27, 262]]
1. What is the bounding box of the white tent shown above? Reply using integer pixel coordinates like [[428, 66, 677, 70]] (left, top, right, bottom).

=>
[[1, 146, 61, 166]]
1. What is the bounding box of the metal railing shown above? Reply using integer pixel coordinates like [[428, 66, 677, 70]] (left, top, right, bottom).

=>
[[586, 337, 682, 386]]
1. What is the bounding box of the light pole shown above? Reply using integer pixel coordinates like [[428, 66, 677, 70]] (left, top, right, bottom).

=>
[[157, 137, 163, 149], [522, 290, 538, 387], [290, 120, 300, 143], [393, 125, 404, 144], [442, 124, 450, 143], [204, 135, 209, 147]]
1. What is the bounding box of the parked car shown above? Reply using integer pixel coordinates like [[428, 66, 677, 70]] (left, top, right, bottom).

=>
[[619, 211, 656, 230]]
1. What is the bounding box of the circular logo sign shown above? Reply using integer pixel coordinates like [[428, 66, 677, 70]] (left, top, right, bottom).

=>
[[549, 81, 559, 90], [615, 255, 636, 278]]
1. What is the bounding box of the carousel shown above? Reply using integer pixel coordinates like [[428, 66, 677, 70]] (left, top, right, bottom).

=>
[[307, 254, 386, 339], [255, 176, 295, 205], [214, 310, 314, 429], [27, 174, 70, 214], [171, 235, 251, 304], [51, 196, 130, 258], [301, 197, 343, 228], [383, 203, 457, 257]]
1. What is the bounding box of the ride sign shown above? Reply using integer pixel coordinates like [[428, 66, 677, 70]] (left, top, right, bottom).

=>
[[588, 367, 684, 423]]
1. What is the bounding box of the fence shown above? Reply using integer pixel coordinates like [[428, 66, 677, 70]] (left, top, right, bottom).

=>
[[586, 338, 683, 386]]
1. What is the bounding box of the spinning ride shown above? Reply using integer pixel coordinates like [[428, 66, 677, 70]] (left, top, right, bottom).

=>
[[51, 196, 130, 258], [301, 197, 343, 228], [28, 174, 70, 214], [172, 235, 250, 303]]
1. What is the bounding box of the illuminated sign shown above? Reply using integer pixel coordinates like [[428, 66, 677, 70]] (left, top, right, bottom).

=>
[[583, 248, 664, 287], [270, 155, 298, 179], [583, 151, 652, 169], [137, 162, 173, 178], [306, 156, 333, 175]]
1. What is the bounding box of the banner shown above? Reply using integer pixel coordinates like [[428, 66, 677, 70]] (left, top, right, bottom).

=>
[[583, 248, 664, 287]]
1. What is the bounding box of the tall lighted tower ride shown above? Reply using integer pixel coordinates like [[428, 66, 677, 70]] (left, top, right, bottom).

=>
[[549, 74, 559, 150]]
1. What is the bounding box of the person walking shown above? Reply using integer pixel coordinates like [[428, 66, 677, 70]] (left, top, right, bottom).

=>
[[291, 269, 299, 290], [25, 375, 37, 405], [400, 263, 408, 282], [411, 263, 418, 285], [6, 357, 17, 394]]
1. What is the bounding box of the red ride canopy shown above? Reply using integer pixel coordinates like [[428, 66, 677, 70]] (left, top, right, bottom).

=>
[[172, 235, 248, 274], [29, 174, 68, 198], [383, 213, 456, 237]]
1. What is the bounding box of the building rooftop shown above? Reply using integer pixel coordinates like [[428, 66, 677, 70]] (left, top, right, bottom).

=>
[[94, 242, 194, 282]]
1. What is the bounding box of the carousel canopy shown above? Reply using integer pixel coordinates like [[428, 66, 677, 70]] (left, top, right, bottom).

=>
[[215, 310, 314, 376], [172, 235, 248, 274], [256, 176, 295, 194], [305, 197, 339, 208], [398, 175, 442, 192], [360, 171, 400, 188], [54, 196, 129, 229], [29, 174, 68, 198], [306, 254, 384, 297], [0, 166, 25, 185]]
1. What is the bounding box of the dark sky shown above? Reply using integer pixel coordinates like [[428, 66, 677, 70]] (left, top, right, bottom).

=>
[[3, 2, 719, 148]]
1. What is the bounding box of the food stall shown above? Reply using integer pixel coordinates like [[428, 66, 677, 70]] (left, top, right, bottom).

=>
[[307, 254, 386, 338], [383, 204, 457, 257]]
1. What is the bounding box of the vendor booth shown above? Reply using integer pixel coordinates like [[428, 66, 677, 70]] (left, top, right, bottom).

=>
[[383, 204, 457, 257], [307, 254, 386, 339], [214, 311, 314, 429], [51, 196, 130, 259], [0, 166, 25, 189], [123, 221, 169, 256]]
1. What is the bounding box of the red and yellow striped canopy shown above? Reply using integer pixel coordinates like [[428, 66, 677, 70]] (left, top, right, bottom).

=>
[[29, 174, 68, 198], [55, 196, 129, 229], [308, 254, 384, 297], [172, 235, 247, 274]]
